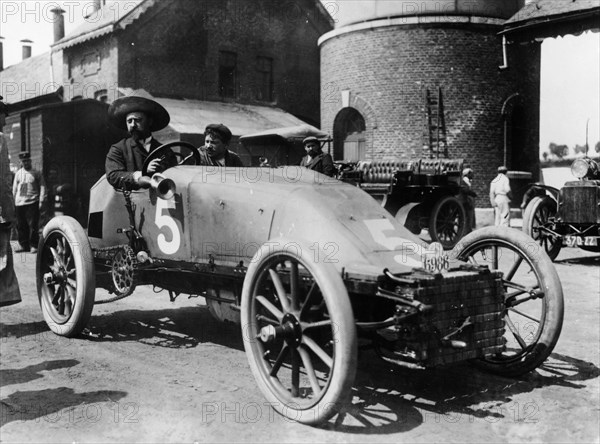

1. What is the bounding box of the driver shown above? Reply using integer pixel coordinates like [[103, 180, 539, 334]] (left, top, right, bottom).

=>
[[105, 96, 176, 189]]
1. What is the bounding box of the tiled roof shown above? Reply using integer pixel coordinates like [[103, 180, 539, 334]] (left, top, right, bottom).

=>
[[505, 0, 600, 26], [0, 52, 63, 104], [51, 0, 153, 51]]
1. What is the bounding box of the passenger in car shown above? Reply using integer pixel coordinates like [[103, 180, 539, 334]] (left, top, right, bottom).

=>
[[105, 96, 176, 189], [198, 123, 244, 167], [299, 136, 335, 177]]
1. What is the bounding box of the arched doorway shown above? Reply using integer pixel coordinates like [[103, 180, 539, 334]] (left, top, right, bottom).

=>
[[502, 93, 528, 169], [333, 108, 366, 161]]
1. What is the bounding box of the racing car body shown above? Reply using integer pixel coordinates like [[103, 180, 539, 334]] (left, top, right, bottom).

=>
[[36, 143, 564, 425]]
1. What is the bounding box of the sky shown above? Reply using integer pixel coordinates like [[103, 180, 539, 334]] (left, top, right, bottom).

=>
[[0, 0, 599, 155]]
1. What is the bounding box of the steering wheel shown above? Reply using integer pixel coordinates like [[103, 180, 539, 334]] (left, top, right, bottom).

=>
[[141, 141, 201, 176]]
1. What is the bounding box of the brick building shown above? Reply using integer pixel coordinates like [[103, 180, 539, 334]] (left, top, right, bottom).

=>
[[0, 0, 332, 221], [52, 0, 332, 127], [319, 0, 540, 206]]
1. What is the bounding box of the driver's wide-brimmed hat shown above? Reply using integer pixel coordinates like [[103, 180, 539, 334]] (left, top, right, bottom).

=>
[[108, 96, 170, 132]]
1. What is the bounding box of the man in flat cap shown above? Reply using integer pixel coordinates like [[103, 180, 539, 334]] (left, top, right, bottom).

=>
[[0, 95, 21, 305], [489, 165, 512, 227], [105, 96, 176, 189], [300, 136, 334, 177], [198, 123, 244, 167], [12, 151, 46, 253]]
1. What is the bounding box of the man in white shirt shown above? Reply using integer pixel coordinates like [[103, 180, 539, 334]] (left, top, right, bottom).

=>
[[489, 165, 512, 227], [105, 96, 175, 189], [12, 152, 46, 253]]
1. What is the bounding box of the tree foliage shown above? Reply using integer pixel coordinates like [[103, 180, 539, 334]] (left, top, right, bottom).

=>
[[548, 142, 569, 158]]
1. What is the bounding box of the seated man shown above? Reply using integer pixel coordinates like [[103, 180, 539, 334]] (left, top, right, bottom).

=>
[[199, 124, 244, 167], [105, 96, 176, 189], [300, 136, 334, 177]]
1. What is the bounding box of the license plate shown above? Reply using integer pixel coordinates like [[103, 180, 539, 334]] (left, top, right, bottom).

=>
[[422, 242, 450, 273], [563, 236, 599, 247]]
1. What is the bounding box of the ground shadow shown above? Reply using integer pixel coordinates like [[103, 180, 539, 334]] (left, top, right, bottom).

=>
[[82, 305, 243, 351], [0, 359, 127, 428], [0, 360, 79, 388], [555, 254, 600, 266], [1, 305, 243, 351], [322, 348, 600, 434], [1, 387, 127, 428]]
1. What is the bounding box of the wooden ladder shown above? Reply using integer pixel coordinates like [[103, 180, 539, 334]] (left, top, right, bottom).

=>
[[424, 87, 448, 159]]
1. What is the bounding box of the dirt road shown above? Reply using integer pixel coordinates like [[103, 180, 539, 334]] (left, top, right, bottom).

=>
[[1, 244, 599, 443]]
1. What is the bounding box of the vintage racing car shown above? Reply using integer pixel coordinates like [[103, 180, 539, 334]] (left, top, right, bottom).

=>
[[522, 156, 600, 260], [36, 142, 564, 425]]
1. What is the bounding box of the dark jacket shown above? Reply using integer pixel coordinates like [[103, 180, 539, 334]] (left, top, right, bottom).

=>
[[105, 137, 173, 188], [198, 147, 245, 167], [300, 152, 335, 177]]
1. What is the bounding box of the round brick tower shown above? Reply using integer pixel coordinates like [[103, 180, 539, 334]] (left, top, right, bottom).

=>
[[319, 0, 541, 206]]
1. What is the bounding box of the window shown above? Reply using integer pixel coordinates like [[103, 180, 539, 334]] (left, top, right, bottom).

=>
[[20, 113, 31, 153], [256, 56, 273, 101], [219, 51, 237, 98]]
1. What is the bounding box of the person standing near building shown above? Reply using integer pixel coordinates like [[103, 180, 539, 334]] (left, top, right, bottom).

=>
[[460, 167, 477, 232], [489, 165, 512, 227], [299, 136, 335, 177], [12, 152, 46, 253], [0, 96, 21, 305]]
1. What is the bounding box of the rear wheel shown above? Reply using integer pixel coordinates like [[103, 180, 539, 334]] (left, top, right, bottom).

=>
[[241, 239, 357, 425], [453, 227, 564, 376], [429, 196, 467, 249], [522, 195, 561, 261], [36, 216, 95, 337]]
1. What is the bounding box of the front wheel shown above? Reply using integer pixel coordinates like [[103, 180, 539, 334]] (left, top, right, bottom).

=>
[[522, 195, 561, 261], [453, 227, 564, 376], [429, 195, 467, 249], [241, 239, 357, 425], [36, 216, 95, 337]]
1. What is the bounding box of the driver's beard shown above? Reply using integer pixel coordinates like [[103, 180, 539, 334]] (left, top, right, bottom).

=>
[[129, 129, 150, 143]]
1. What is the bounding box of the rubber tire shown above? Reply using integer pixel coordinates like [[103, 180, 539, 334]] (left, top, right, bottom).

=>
[[241, 239, 357, 425], [37, 216, 95, 337], [429, 195, 467, 250], [522, 195, 561, 261], [453, 226, 564, 377]]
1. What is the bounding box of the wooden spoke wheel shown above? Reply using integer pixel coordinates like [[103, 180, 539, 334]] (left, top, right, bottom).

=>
[[241, 239, 357, 425]]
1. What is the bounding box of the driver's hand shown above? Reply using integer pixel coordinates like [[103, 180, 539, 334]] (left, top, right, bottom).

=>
[[146, 158, 163, 174]]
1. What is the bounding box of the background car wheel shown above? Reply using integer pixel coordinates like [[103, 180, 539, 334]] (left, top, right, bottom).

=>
[[36, 216, 95, 337], [241, 239, 357, 425], [453, 226, 564, 377], [522, 195, 562, 261], [429, 195, 467, 249]]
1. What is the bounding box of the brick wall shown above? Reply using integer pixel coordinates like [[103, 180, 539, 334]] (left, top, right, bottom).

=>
[[117, 0, 329, 125], [63, 38, 119, 101], [320, 24, 540, 206]]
